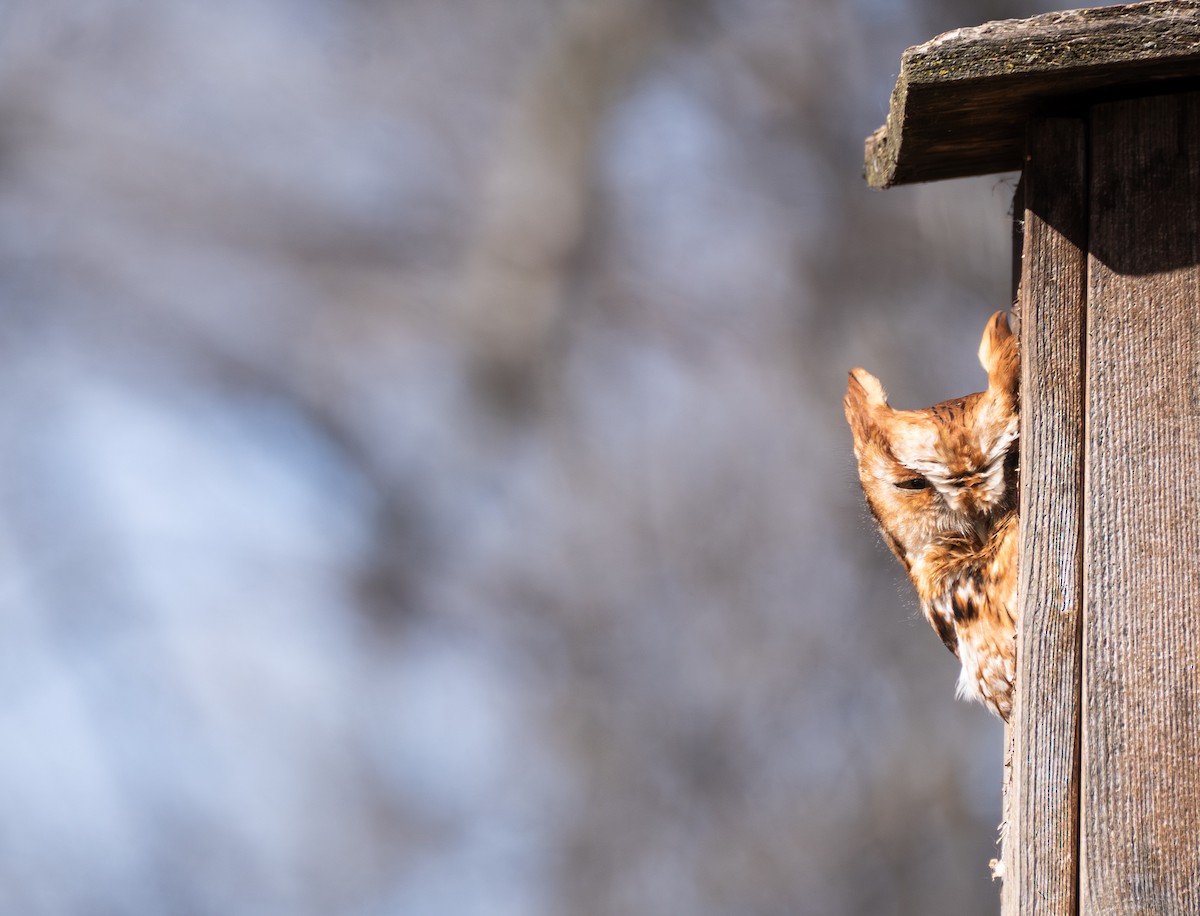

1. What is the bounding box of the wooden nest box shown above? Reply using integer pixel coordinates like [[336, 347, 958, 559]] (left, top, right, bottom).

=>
[[865, 2, 1200, 913]]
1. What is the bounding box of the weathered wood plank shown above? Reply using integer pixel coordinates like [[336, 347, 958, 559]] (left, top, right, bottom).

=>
[[865, 1, 1200, 189], [999, 173, 1025, 916], [1083, 91, 1200, 914], [1002, 118, 1087, 916]]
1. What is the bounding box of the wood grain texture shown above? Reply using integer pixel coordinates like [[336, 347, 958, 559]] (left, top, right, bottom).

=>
[[1000, 174, 1025, 916], [1003, 118, 1087, 916], [865, 1, 1200, 189], [1083, 91, 1200, 914], [1001, 719, 1016, 915]]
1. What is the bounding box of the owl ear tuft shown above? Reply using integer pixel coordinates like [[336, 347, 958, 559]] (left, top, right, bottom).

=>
[[849, 369, 888, 408], [979, 311, 1018, 400], [844, 368, 891, 447], [845, 368, 889, 412]]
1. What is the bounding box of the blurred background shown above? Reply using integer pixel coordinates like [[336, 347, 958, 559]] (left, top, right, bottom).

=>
[[0, 1, 1074, 913]]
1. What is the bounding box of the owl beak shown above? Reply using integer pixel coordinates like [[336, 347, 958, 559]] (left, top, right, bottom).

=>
[[971, 517, 989, 544]]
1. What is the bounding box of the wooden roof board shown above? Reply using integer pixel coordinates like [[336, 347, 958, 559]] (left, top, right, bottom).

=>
[[865, 1, 1200, 188]]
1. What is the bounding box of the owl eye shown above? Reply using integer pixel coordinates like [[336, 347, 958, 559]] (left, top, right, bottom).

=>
[[895, 476, 930, 491]]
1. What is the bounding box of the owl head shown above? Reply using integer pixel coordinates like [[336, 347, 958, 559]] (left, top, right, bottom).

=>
[[843, 311, 1019, 565]]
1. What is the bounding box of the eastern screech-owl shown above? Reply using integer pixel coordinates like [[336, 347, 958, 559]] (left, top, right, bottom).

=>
[[844, 312, 1019, 720]]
